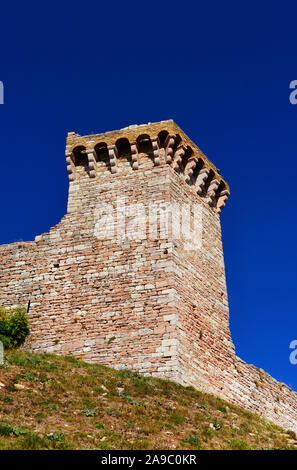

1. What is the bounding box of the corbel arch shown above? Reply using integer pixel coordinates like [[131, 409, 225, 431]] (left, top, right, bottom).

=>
[[72, 145, 88, 167], [158, 130, 169, 148], [94, 142, 110, 172]]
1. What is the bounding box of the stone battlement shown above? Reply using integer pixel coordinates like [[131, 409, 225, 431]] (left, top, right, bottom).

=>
[[66, 120, 229, 214]]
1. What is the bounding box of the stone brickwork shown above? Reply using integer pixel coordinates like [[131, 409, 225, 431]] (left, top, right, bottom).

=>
[[0, 120, 296, 432]]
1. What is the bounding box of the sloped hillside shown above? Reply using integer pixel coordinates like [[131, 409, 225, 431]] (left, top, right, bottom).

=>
[[0, 351, 296, 450]]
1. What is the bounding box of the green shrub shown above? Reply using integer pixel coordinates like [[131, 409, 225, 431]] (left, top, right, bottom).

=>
[[229, 438, 251, 450], [187, 433, 202, 449], [218, 405, 227, 413], [169, 412, 184, 425], [18, 432, 49, 450], [0, 423, 27, 437], [0, 306, 29, 349], [0, 423, 13, 436], [47, 432, 65, 442]]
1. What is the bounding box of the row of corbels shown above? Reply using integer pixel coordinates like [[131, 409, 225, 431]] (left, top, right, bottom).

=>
[[164, 133, 229, 213], [66, 133, 229, 213]]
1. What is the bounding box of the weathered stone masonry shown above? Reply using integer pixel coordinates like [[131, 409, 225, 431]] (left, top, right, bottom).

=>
[[0, 120, 296, 431]]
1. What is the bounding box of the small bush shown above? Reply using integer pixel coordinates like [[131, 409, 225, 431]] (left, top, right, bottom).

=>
[[0, 424, 13, 436], [18, 432, 49, 450], [229, 438, 250, 450], [0, 306, 29, 349], [106, 408, 121, 418], [201, 426, 214, 442], [187, 433, 202, 449], [218, 405, 227, 413], [169, 412, 184, 425], [2, 397, 13, 404], [0, 423, 27, 437], [47, 432, 65, 442], [95, 423, 105, 429]]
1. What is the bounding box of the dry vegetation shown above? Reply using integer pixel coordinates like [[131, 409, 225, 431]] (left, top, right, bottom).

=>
[[0, 350, 296, 450]]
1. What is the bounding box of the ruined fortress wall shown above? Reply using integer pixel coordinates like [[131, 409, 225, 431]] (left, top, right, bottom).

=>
[[229, 358, 297, 435], [0, 120, 297, 432]]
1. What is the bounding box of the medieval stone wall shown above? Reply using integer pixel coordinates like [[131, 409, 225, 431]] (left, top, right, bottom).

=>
[[0, 120, 296, 432]]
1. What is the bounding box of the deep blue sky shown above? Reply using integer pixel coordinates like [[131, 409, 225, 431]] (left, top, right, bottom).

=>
[[1, 1, 297, 389]]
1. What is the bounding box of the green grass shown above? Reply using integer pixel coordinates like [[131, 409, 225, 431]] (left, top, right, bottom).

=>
[[0, 350, 296, 450]]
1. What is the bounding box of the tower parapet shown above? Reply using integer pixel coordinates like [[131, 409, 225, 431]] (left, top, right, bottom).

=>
[[65, 120, 230, 213]]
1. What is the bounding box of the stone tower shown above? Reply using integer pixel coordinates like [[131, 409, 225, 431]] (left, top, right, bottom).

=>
[[1, 120, 297, 432]]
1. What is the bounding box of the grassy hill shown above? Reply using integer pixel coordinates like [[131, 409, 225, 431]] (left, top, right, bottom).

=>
[[0, 350, 296, 450]]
